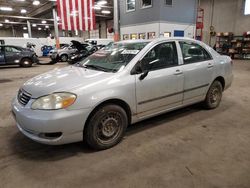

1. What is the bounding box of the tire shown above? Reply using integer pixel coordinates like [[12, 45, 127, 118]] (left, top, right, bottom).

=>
[[20, 58, 32, 67], [60, 54, 68, 62], [84, 104, 128, 150], [204, 81, 223, 109]]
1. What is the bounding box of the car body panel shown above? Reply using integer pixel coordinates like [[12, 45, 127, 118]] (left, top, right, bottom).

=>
[[12, 37, 233, 145]]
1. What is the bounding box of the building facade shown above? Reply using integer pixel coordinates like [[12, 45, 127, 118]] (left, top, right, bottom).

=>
[[119, 0, 197, 40]]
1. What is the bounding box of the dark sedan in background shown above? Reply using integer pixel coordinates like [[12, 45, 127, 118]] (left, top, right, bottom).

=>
[[0, 45, 39, 67]]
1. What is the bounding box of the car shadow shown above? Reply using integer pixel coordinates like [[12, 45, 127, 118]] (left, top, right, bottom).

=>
[[9, 99, 234, 161]]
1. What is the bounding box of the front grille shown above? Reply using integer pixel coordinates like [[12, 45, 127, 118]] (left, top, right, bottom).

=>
[[18, 89, 31, 106]]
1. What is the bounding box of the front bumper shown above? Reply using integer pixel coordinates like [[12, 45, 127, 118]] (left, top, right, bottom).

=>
[[12, 96, 91, 145], [32, 56, 39, 64], [50, 53, 59, 61]]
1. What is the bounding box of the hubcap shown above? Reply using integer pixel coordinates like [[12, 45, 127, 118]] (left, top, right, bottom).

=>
[[210, 88, 220, 104], [61, 56, 67, 61], [97, 112, 122, 143]]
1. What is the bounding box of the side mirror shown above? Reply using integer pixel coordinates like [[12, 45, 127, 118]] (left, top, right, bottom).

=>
[[139, 70, 149, 80], [131, 61, 143, 75]]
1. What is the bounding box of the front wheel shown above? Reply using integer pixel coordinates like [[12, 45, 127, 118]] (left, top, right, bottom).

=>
[[20, 58, 32, 67], [84, 104, 128, 150], [60, 54, 68, 62], [204, 81, 223, 109]]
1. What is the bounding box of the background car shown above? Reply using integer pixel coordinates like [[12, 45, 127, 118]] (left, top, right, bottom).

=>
[[0, 45, 39, 67], [49, 41, 90, 63]]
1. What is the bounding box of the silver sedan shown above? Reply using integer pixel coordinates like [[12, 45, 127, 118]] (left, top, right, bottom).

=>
[[12, 38, 233, 150]]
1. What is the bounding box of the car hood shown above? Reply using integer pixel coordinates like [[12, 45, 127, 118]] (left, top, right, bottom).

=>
[[22, 66, 114, 98]]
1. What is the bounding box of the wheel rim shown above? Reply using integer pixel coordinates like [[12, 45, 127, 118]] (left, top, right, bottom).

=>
[[96, 111, 122, 144], [61, 55, 67, 61], [24, 61, 30, 65], [209, 87, 221, 104]]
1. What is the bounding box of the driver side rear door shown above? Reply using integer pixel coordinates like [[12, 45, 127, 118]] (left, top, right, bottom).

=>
[[135, 41, 184, 118]]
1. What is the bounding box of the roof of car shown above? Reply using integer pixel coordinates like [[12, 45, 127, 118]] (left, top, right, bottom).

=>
[[116, 37, 198, 44]]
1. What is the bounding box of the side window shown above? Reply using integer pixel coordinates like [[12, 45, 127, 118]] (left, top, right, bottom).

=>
[[179, 42, 212, 64], [141, 42, 178, 71], [166, 0, 173, 6], [5, 47, 12, 53], [141, 0, 152, 8], [126, 0, 135, 12], [12, 47, 21, 53], [5, 47, 20, 53]]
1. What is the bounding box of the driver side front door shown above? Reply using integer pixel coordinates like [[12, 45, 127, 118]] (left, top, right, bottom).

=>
[[135, 41, 184, 118]]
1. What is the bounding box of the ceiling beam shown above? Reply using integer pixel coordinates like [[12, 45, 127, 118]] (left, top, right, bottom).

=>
[[0, 15, 53, 21]]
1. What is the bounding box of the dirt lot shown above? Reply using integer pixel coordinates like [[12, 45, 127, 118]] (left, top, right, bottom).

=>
[[0, 60, 250, 188]]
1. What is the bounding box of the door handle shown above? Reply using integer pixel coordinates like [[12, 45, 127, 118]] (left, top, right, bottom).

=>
[[208, 63, 214, 68], [174, 69, 183, 75]]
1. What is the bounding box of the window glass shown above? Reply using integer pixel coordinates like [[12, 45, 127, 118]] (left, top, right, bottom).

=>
[[245, 0, 250, 15], [126, 0, 135, 12], [166, 0, 173, 6], [78, 42, 149, 73], [179, 42, 212, 64], [141, 42, 178, 71], [12, 47, 21, 53], [141, 0, 152, 8], [5, 46, 20, 53]]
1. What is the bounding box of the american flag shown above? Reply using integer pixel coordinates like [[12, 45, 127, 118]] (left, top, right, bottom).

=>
[[57, 0, 96, 31]]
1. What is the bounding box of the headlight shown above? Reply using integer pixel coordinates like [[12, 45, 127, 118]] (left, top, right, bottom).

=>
[[31, 92, 76, 110]]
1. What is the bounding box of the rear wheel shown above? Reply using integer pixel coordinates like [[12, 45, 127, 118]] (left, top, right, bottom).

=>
[[20, 58, 32, 67], [60, 54, 68, 62], [204, 81, 223, 109], [84, 104, 128, 150]]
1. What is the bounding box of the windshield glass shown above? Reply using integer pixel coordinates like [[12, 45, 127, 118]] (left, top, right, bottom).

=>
[[78, 42, 149, 73]]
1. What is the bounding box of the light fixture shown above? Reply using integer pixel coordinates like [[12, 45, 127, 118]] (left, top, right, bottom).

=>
[[0, 7, 13, 11], [38, 27, 42, 30], [23, 27, 27, 30], [5, 19, 9, 23], [41, 20, 47, 24], [45, 25, 49, 28], [93, 5, 101, 10], [97, 0, 107, 5], [32, 23, 37, 27], [0, 23, 3, 26], [33, 0, 40, 5], [20, 9, 27, 14], [101, 10, 111, 14]]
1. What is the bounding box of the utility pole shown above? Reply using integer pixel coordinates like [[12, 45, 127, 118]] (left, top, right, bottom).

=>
[[113, 0, 120, 41], [53, 7, 60, 49], [27, 20, 32, 38]]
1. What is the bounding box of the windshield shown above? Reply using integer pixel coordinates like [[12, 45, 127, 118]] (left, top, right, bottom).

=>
[[78, 42, 149, 73]]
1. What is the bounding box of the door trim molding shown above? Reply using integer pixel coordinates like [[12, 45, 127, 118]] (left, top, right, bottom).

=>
[[138, 83, 209, 105]]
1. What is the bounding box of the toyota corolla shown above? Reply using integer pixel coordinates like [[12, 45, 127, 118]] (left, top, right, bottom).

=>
[[12, 38, 233, 150]]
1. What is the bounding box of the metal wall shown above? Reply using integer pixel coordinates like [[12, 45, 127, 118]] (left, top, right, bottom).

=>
[[201, 0, 250, 45], [119, 0, 197, 26]]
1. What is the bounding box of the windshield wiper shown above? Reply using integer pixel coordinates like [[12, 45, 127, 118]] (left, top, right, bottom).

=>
[[82, 64, 110, 72]]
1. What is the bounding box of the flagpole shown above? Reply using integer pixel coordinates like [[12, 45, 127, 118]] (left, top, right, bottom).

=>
[[53, 7, 60, 49], [113, 0, 120, 41]]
